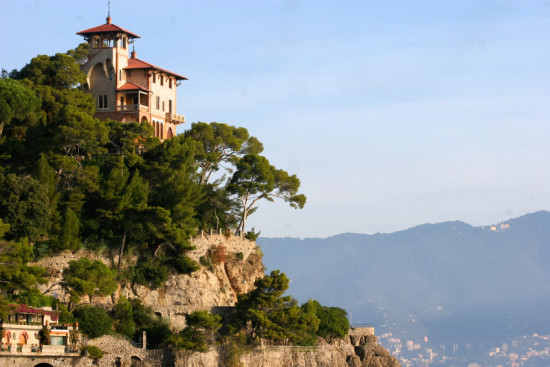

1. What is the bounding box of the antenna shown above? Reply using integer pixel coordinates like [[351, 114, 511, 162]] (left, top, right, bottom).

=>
[[108, 0, 111, 18]]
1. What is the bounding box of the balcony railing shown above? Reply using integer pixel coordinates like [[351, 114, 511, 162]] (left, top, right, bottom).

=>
[[166, 112, 185, 124], [115, 104, 150, 113]]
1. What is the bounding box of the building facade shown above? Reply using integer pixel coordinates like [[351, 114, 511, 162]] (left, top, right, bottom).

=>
[[1, 304, 76, 355], [77, 16, 187, 140]]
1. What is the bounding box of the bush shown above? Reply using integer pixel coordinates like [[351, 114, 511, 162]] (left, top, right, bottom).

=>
[[302, 299, 349, 339], [81, 345, 103, 360], [74, 305, 113, 338], [38, 326, 51, 345], [211, 244, 227, 264], [244, 228, 261, 241], [112, 296, 136, 338]]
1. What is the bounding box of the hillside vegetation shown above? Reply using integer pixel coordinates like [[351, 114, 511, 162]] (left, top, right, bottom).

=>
[[0, 45, 353, 352]]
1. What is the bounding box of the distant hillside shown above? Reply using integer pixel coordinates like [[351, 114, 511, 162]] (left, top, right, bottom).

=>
[[258, 211, 550, 343]]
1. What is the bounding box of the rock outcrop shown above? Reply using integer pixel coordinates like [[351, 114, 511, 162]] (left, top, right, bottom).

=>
[[35, 234, 264, 329], [32, 234, 401, 367]]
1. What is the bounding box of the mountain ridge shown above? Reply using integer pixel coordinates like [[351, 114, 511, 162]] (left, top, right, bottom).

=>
[[257, 210, 550, 345]]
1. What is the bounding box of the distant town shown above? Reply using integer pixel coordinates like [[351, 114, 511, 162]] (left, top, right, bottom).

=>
[[379, 332, 550, 367]]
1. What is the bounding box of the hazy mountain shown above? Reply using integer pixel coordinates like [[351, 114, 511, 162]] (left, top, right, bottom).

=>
[[257, 211, 550, 344]]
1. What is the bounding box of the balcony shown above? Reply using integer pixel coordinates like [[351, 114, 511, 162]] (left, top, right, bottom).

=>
[[166, 112, 185, 124], [116, 104, 149, 113]]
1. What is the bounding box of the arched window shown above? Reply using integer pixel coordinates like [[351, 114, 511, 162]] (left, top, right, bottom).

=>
[[167, 127, 174, 139]]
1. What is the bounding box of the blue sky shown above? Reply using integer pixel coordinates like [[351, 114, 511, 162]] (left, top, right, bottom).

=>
[[1, 0, 549, 238]]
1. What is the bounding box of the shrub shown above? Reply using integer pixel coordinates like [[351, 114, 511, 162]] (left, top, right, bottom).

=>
[[74, 305, 113, 338], [244, 228, 260, 241], [38, 326, 51, 345], [81, 345, 103, 360], [211, 244, 227, 265], [112, 296, 136, 338]]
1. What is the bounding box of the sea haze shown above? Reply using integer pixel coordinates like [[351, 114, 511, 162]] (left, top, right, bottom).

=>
[[258, 211, 550, 345]]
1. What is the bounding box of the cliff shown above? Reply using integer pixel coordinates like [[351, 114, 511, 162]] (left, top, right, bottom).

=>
[[35, 233, 264, 329], [32, 235, 400, 367]]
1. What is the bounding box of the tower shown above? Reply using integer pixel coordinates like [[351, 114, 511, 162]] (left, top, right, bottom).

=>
[[77, 16, 187, 140]]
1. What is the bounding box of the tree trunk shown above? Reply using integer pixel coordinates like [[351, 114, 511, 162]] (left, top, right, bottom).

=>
[[118, 230, 127, 273]]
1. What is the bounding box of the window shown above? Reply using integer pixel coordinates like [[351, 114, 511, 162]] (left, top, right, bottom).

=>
[[160, 75, 163, 86], [162, 101, 165, 112], [92, 36, 100, 48], [169, 78, 172, 89], [99, 95, 108, 109], [120, 96, 124, 106], [119, 69, 122, 81], [122, 37, 127, 49], [153, 73, 156, 83], [156, 96, 160, 110]]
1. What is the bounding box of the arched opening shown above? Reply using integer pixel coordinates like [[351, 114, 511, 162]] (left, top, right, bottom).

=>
[[34, 364, 54, 367], [167, 127, 174, 139], [90, 63, 108, 89], [18, 331, 28, 345], [131, 356, 144, 367], [141, 116, 148, 124]]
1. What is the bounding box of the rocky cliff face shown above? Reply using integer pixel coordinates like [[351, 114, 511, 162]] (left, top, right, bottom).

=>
[[173, 332, 400, 367], [35, 234, 264, 329], [33, 235, 401, 367]]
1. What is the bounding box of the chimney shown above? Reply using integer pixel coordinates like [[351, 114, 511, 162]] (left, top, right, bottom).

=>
[[131, 51, 137, 59]]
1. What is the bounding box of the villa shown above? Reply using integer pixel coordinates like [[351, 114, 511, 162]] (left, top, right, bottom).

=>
[[76, 15, 188, 140], [0, 304, 77, 356]]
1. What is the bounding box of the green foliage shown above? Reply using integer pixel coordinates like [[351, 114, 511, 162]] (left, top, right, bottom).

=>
[[56, 207, 81, 252], [244, 228, 261, 241], [63, 257, 117, 306], [14, 288, 55, 308], [232, 270, 319, 345], [74, 305, 113, 338], [81, 345, 104, 361], [127, 298, 171, 348], [58, 303, 76, 325], [0, 238, 47, 295], [16, 52, 87, 89], [184, 122, 263, 185], [228, 154, 306, 234], [302, 299, 349, 339], [0, 46, 311, 317], [167, 327, 209, 352], [0, 295, 14, 320], [112, 295, 136, 338], [186, 310, 222, 331], [38, 326, 51, 345], [168, 310, 222, 352], [0, 78, 41, 137], [124, 257, 169, 289], [219, 338, 246, 367], [0, 173, 53, 241]]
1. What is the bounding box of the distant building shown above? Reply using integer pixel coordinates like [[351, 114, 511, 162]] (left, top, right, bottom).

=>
[[77, 16, 187, 140], [1, 304, 76, 355]]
